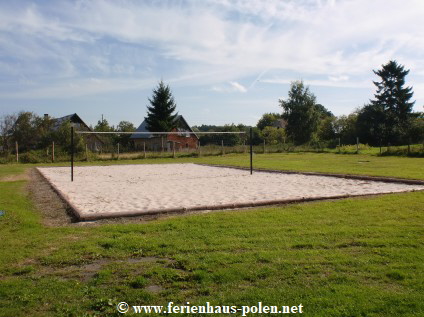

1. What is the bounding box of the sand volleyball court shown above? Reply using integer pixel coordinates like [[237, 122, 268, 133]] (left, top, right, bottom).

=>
[[37, 163, 424, 221]]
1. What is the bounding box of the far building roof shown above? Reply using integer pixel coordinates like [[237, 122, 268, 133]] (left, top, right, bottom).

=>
[[51, 113, 91, 131], [272, 119, 287, 129], [131, 115, 198, 139], [50, 113, 104, 145]]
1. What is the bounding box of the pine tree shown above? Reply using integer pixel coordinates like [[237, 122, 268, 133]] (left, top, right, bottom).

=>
[[145, 81, 178, 132], [371, 60, 415, 143]]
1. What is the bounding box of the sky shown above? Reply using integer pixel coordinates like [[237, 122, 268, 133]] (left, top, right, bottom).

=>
[[1, 0, 424, 128]]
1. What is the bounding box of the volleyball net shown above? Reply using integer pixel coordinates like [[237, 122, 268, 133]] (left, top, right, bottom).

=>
[[70, 128, 254, 181]]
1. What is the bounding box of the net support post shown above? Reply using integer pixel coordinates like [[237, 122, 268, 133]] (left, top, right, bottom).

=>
[[71, 126, 74, 182], [250, 127, 253, 175]]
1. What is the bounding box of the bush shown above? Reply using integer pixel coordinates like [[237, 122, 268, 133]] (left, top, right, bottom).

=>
[[19, 151, 41, 163], [337, 143, 370, 154], [380, 145, 424, 157]]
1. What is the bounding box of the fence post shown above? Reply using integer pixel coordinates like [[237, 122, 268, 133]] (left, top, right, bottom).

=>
[[198, 141, 201, 157], [15, 141, 18, 163], [173, 141, 176, 158], [263, 140, 266, 154], [52, 141, 55, 162], [117, 143, 120, 160], [356, 137, 359, 153], [143, 142, 146, 159], [221, 140, 224, 156], [85, 144, 88, 161]]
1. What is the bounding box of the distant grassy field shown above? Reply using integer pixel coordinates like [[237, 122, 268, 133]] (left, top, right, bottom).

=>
[[0, 153, 423, 316], [12, 151, 423, 180], [28, 151, 422, 180], [196, 152, 424, 180]]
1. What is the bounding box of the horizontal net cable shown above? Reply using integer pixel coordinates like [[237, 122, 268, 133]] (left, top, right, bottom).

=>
[[75, 131, 246, 135]]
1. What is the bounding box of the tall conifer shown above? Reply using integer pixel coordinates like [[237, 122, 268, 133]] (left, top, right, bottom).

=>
[[145, 81, 178, 132]]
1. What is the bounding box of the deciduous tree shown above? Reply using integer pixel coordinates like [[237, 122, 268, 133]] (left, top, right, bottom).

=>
[[279, 81, 319, 145], [0, 113, 17, 152], [115, 121, 136, 147], [257, 113, 281, 130]]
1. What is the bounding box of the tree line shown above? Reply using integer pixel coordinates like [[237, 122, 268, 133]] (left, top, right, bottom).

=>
[[256, 60, 423, 147], [0, 112, 136, 154], [196, 61, 423, 148], [1, 60, 423, 158]]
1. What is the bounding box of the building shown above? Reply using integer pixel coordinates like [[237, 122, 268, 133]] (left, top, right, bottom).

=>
[[272, 119, 287, 129], [51, 113, 104, 151], [131, 115, 199, 151]]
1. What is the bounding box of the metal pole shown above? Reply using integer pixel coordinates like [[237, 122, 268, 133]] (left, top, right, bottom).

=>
[[117, 143, 120, 159], [15, 141, 18, 163], [52, 141, 55, 162], [250, 127, 253, 175], [71, 126, 74, 182], [143, 142, 146, 159]]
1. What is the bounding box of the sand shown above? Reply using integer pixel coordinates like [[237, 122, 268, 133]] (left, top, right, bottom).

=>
[[37, 163, 424, 220]]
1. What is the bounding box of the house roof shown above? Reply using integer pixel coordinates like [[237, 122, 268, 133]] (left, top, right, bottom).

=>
[[52, 113, 104, 144], [130, 115, 198, 139], [52, 113, 91, 131], [272, 119, 287, 129]]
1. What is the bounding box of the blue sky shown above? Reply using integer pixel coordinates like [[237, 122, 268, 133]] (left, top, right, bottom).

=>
[[1, 0, 424, 128]]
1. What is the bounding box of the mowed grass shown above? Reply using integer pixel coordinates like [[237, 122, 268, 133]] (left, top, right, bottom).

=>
[[194, 152, 424, 180], [20, 151, 423, 180], [0, 153, 423, 316]]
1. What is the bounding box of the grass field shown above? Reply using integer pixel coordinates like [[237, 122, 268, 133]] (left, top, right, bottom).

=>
[[0, 152, 423, 316]]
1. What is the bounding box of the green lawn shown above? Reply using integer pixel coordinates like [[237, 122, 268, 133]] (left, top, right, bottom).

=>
[[0, 153, 423, 316], [13, 151, 424, 179], [194, 152, 424, 180]]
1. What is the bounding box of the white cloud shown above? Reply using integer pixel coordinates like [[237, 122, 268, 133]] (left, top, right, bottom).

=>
[[212, 81, 247, 93], [0, 77, 157, 99], [1, 0, 424, 102], [329, 75, 349, 82], [229, 81, 247, 93]]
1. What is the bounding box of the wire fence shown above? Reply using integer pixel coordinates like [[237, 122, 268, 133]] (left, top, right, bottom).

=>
[[2, 134, 424, 164]]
